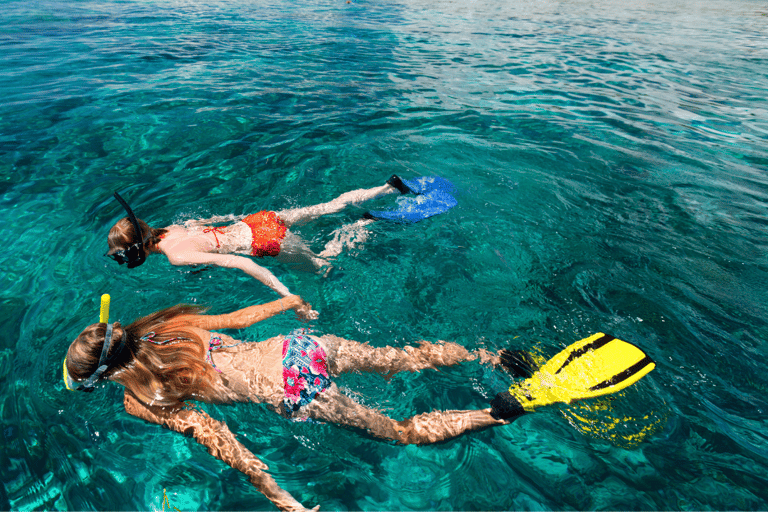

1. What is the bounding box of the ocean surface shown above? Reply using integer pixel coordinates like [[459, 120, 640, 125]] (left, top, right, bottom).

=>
[[2, 0, 768, 509]]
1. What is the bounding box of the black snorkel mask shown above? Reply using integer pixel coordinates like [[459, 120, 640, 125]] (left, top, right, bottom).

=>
[[108, 191, 148, 269]]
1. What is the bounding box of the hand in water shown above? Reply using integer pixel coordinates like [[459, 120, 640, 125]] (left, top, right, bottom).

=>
[[295, 300, 319, 321]]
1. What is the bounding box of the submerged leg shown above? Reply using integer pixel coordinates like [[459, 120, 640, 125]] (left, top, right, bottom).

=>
[[319, 335, 497, 378], [277, 184, 397, 227], [318, 218, 375, 259], [304, 385, 508, 445], [275, 231, 329, 270]]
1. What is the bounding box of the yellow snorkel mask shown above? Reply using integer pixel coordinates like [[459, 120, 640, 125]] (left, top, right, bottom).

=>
[[63, 294, 113, 391]]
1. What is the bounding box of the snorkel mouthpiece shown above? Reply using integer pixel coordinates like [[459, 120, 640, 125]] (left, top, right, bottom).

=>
[[111, 191, 147, 268]]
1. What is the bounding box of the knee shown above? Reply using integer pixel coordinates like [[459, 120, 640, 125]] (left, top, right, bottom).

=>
[[393, 415, 443, 446], [393, 418, 420, 445]]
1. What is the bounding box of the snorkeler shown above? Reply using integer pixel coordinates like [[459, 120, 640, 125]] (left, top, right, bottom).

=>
[[63, 296, 655, 511], [64, 296, 508, 510], [106, 176, 455, 319]]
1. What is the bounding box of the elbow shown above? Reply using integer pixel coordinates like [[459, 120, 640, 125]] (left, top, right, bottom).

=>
[[216, 255, 242, 270], [165, 256, 185, 267], [222, 316, 249, 330]]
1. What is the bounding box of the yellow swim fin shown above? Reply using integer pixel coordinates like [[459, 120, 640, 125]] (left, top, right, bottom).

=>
[[491, 333, 655, 419]]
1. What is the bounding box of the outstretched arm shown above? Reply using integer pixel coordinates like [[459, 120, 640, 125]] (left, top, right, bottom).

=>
[[186, 296, 310, 330], [123, 391, 311, 511], [166, 250, 293, 297]]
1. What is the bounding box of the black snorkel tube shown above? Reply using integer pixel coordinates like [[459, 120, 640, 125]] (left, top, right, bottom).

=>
[[109, 191, 148, 268]]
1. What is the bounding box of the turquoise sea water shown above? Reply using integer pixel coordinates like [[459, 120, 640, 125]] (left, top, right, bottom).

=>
[[2, 0, 768, 509]]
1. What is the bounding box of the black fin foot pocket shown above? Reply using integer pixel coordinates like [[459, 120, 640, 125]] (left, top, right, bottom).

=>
[[386, 174, 412, 194], [500, 349, 539, 379], [490, 392, 526, 421]]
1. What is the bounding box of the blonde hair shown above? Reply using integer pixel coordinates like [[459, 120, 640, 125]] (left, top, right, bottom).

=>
[[108, 217, 167, 252], [66, 305, 233, 406]]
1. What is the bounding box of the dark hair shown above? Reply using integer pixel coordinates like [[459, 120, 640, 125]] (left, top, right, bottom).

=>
[[66, 305, 234, 406]]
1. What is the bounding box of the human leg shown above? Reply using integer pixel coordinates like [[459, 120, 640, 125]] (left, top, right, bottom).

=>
[[303, 384, 508, 445], [275, 219, 376, 270], [319, 335, 498, 378], [277, 183, 397, 227], [275, 231, 329, 270], [317, 218, 375, 259]]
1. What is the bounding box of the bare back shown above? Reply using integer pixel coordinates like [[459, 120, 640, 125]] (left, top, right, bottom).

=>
[[158, 223, 254, 257], [203, 332, 286, 410]]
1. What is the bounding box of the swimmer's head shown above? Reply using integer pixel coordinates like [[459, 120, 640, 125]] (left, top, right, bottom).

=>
[[107, 217, 152, 268], [106, 191, 149, 268], [64, 306, 241, 404], [64, 322, 132, 392], [106, 191, 167, 268]]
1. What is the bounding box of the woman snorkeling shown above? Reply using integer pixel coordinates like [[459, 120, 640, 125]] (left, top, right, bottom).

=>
[[63, 296, 530, 511], [106, 176, 416, 316]]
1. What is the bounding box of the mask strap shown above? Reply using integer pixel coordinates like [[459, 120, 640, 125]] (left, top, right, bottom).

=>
[[78, 323, 126, 392], [63, 295, 120, 392]]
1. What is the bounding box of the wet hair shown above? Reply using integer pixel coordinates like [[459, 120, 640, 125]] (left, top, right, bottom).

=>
[[66, 305, 232, 406], [107, 217, 167, 253]]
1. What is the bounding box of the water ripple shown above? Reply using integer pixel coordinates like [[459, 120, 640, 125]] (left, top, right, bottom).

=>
[[2, 0, 768, 509]]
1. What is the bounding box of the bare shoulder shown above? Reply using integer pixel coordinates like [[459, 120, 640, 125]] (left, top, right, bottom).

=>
[[158, 225, 190, 243], [123, 390, 182, 421], [162, 224, 186, 235], [169, 318, 212, 339], [158, 228, 217, 263]]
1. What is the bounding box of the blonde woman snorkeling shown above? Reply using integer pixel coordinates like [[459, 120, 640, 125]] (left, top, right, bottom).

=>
[[63, 296, 535, 511], [106, 176, 443, 320]]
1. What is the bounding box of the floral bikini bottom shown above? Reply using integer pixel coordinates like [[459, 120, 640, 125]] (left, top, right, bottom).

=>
[[282, 329, 331, 416]]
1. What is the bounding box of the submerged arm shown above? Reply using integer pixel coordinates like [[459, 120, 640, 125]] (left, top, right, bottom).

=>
[[123, 391, 310, 511], [172, 252, 318, 319], [165, 250, 292, 297]]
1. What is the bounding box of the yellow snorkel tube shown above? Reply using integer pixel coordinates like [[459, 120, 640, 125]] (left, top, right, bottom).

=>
[[99, 293, 111, 324], [63, 294, 110, 390]]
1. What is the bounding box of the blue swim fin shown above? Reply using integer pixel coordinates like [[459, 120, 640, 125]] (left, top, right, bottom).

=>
[[367, 176, 458, 223], [400, 176, 455, 195]]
